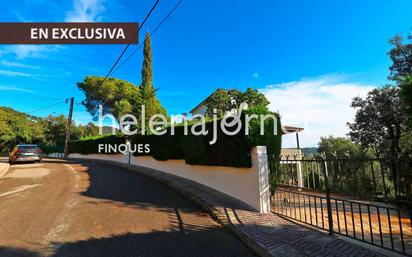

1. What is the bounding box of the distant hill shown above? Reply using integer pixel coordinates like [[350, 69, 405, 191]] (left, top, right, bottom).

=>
[[100, 126, 119, 134], [301, 147, 318, 156]]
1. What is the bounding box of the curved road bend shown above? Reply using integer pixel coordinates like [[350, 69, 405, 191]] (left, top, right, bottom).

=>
[[0, 159, 258, 257]]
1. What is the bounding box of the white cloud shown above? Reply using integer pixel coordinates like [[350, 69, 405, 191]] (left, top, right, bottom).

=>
[[1, 60, 40, 69], [260, 73, 375, 148], [0, 68, 54, 81], [0, 45, 63, 59], [0, 85, 37, 94], [65, 0, 105, 22], [0, 69, 32, 77], [13, 11, 30, 22]]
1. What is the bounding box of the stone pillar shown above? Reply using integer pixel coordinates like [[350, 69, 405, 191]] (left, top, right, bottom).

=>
[[251, 146, 271, 213]]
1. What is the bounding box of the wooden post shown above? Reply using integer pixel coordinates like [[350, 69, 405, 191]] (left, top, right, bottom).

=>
[[64, 97, 74, 158], [296, 132, 300, 149]]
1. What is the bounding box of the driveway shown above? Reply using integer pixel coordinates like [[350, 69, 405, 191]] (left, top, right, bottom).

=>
[[0, 159, 257, 257]]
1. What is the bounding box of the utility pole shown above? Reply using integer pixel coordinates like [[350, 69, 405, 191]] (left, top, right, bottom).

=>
[[64, 97, 74, 158]]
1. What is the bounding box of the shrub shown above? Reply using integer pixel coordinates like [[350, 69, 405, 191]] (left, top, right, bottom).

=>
[[41, 145, 64, 154], [70, 109, 282, 167], [69, 134, 125, 154]]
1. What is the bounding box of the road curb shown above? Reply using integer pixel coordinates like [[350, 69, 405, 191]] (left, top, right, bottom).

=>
[[0, 163, 10, 178], [70, 158, 272, 257]]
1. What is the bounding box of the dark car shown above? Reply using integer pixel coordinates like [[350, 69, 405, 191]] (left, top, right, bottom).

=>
[[9, 144, 43, 164]]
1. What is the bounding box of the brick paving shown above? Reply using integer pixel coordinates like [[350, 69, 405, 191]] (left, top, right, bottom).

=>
[[110, 161, 394, 257]]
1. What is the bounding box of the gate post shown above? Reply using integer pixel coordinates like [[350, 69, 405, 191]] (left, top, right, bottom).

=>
[[322, 155, 334, 235], [252, 146, 271, 214], [296, 152, 304, 189]]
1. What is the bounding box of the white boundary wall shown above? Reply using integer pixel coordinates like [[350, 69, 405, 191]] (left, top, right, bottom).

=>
[[69, 146, 271, 213]]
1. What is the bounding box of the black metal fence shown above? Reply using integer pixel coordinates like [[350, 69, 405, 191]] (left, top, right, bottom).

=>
[[273, 187, 411, 256], [269, 155, 412, 256], [270, 155, 412, 204]]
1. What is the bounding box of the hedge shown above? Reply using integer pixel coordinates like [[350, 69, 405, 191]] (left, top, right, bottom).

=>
[[131, 108, 282, 167], [41, 145, 64, 154], [69, 134, 125, 154], [68, 109, 282, 168]]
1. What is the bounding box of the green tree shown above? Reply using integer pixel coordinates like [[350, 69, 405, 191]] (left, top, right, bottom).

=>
[[318, 136, 361, 157], [348, 85, 407, 158], [77, 76, 142, 123], [82, 122, 100, 137], [398, 76, 412, 128], [388, 33, 412, 157], [42, 115, 100, 146], [42, 115, 67, 146], [205, 89, 232, 117], [242, 88, 270, 109], [140, 32, 167, 130], [0, 106, 104, 154], [388, 34, 412, 81], [205, 88, 269, 117], [0, 107, 44, 152]]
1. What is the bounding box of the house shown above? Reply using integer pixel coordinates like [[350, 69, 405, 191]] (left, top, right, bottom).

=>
[[188, 91, 304, 159], [189, 99, 208, 116], [189, 90, 248, 117]]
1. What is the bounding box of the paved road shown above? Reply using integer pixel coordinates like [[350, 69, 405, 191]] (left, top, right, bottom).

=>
[[0, 160, 257, 257]]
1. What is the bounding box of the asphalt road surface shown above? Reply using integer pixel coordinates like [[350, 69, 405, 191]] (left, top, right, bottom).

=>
[[0, 159, 258, 257]]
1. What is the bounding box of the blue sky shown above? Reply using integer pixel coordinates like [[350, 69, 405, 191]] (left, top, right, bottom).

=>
[[0, 0, 411, 146]]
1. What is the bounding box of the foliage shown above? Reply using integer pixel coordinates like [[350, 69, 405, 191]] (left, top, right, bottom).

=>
[[388, 34, 412, 81], [41, 115, 102, 149], [70, 109, 282, 168], [41, 115, 67, 147], [387, 33, 412, 156], [77, 33, 168, 133], [69, 134, 125, 155], [318, 136, 362, 157], [0, 106, 103, 153], [244, 107, 282, 158], [133, 109, 281, 167], [398, 76, 412, 128], [243, 88, 270, 109], [74, 122, 100, 139], [205, 88, 270, 117], [400, 130, 412, 157], [77, 76, 142, 123], [140, 32, 168, 129], [130, 118, 251, 167], [348, 85, 407, 158], [0, 107, 44, 152]]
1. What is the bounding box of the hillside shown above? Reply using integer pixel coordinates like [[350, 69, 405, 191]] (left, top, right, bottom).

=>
[[0, 106, 44, 152], [0, 106, 116, 153], [301, 147, 318, 156]]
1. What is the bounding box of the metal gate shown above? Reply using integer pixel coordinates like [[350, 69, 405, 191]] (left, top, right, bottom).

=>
[[269, 155, 412, 256]]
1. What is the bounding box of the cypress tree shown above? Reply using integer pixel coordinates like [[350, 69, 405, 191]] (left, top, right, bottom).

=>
[[140, 32, 167, 132], [141, 32, 155, 107]]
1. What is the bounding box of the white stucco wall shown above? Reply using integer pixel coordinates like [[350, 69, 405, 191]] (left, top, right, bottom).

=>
[[69, 146, 270, 213], [190, 104, 207, 116]]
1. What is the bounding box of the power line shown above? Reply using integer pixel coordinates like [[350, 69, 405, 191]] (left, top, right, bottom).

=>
[[26, 100, 67, 114], [110, 0, 184, 76], [95, 0, 160, 88]]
